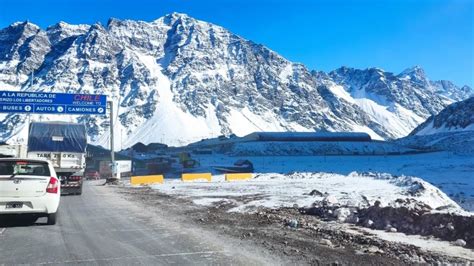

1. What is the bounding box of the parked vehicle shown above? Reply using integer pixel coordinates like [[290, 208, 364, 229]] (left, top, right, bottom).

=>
[[85, 170, 100, 180], [0, 158, 60, 225], [26, 122, 87, 195], [99, 160, 132, 178], [213, 159, 254, 173]]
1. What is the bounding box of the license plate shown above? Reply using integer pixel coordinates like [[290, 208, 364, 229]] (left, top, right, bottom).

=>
[[6, 202, 23, 209]]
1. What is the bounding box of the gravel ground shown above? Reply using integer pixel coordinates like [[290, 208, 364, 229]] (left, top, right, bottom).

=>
[[117, 186, 473, 265]]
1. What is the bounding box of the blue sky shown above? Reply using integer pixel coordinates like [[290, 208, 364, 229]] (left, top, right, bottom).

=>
[[1, 0, 472, 87]]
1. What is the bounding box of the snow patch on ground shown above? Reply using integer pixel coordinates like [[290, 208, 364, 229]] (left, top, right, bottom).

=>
[[192, 152, 474, 211], [150, 172, 468, 215]]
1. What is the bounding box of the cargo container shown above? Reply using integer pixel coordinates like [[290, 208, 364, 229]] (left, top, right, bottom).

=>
[[27, 122, 87, 195]]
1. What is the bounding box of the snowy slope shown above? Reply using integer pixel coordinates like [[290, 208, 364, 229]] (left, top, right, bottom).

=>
[[231, 140, 416, 156], [0, 14, 471, 148], [328, 66, 466, 139], [396, 131, 474, 154], [410, 97, 474, 136]]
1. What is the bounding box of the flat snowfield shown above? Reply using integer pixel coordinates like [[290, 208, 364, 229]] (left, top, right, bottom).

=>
[[189, 152, 474, 211]]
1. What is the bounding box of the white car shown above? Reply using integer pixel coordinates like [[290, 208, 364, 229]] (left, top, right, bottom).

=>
[[0, 158, 60, 225]]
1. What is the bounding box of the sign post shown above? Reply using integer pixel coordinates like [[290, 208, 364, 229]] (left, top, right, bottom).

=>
[[0, 90, 114, 183], [0, 91, 107, 115]]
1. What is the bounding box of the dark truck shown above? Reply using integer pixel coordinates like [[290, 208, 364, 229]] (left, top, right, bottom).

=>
[[27, 122, 87, 195]]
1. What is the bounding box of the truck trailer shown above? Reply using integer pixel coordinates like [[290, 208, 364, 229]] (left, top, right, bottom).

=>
[[27, 122, 87, 195]]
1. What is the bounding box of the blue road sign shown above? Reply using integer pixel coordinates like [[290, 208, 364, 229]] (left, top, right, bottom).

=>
[[0, 91, 107, 115]]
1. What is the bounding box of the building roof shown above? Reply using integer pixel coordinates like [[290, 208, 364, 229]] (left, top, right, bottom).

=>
[[243, 132, 372, 142]]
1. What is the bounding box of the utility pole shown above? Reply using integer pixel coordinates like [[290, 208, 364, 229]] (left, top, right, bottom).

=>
[[107, 100, 119, 182], [109, 101, 115, 163], [27, 71, 33, 131]]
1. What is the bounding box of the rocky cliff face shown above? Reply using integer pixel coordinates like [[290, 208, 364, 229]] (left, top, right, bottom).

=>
[[0, 13, 471, 148]]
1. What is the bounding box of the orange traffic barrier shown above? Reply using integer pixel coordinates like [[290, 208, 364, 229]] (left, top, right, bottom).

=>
[[130, 175, 164, 185], [225, 173, 253, 181], [181, 173, 212, 182]]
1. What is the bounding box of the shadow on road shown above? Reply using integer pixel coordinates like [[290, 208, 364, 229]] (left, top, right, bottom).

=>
[[0, 214, 49, 227]]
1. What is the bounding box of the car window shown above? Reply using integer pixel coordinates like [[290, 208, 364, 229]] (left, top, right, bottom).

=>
[[0, 161, 50, 176]]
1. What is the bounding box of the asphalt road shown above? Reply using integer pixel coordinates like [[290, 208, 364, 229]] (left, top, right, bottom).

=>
[[0, 181, 275, 265]]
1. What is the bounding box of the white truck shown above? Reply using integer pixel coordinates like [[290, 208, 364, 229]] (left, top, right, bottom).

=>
[[99, 160, 132, 179], [27, 122, 87, 195]]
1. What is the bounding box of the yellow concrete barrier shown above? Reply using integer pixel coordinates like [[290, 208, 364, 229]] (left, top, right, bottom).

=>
[[225, 173, 253, 181], [181, 173, 212, 182], [130, 175, 164, 185]]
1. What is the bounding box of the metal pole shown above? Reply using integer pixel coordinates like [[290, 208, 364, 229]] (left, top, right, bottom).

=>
[[108, 100, 117, 180], [27, 71, 33, 138]]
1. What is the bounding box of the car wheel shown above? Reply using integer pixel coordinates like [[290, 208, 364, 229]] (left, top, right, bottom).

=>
[[47, 213, 57, 225]]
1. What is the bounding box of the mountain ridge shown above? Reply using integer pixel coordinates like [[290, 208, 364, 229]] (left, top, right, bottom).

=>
[[0, 13, 472, 148]]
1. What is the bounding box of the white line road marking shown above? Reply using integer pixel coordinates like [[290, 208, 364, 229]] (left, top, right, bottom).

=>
[[37, 251, 222, 265], [0, 228, 6, 235]]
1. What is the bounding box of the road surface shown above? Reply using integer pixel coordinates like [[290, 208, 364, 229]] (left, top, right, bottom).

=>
[[0, 181, 276, 265]]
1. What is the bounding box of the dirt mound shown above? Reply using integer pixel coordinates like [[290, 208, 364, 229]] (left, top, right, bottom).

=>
[[357, 205, 474, 248], [304, 199, 474, 248]]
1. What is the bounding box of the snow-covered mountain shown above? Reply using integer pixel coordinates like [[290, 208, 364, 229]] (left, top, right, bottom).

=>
[[0, 13, 471, 148], [410, 97, 474, 136], [431, 81, 473, 102]]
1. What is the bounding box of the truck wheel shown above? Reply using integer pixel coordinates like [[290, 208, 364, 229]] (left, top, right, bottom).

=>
[[47, 213, 57, 225], [76, 185, 83, 195]]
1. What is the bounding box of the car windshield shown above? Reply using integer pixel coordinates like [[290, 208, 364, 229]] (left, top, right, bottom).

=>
[[0, 161, 50, 176]]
